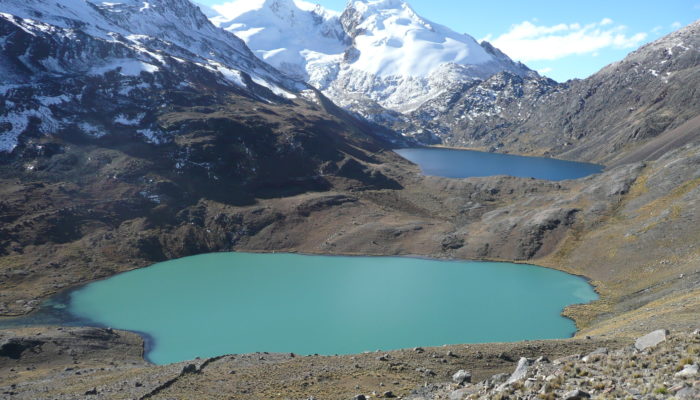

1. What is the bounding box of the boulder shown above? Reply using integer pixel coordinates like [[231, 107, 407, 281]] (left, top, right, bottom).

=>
[[581, 347, 608, 362], [452, 369, 472, 385], [496, 357, 531, 391], [563, 389, 591, 399], [634, 329, 668, 351], [181, 364, 198, 374], [674, 363, 698, 377], [506, 357, 530, 384]]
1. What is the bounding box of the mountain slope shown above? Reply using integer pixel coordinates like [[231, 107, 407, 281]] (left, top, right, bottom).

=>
[[0, 0, 411, 277], [0, 0, 316, 153], [0, 0, 404, 161], [211, 0, 534, 115], [411, 20, 700, 163]]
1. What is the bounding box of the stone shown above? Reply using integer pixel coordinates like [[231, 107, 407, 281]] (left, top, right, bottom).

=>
[[413, 347, 425, 353], [669, 383, 687, 393], [376, 354, 389, 361], [676, 386, 700, 399], [452, 370, 472, 385], [634, 329, 668, 351], [540, 383, 553, 394], [495, 357, 531, 391], [382, 391, 395, 398], [449, 387, 476, 400], [352, 396, 367, 400], [84, 388, 98, 395], [563, 389, 591, 399], [506, 357, 530, 384], [497, 352, 513, 361], [590, 347, 608, 355], [181, 364, 198, 374], [488, 373, 510, 385], [675, 364, 698, 377], [581, 347, 608, 363]]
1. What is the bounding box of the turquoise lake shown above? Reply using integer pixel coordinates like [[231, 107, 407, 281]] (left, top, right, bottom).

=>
[[42, 253, 597, 365], [395, 148, 603, 180]]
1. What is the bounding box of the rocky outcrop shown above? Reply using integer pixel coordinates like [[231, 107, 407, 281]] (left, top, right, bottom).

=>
[[412, 330, 700, 399], [635, 329, 669, 351]]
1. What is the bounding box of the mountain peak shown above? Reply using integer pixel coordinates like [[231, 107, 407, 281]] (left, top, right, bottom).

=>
[[211, 0, 335, 21], [349, 0, 411, 11], [213, 0, 534, 112], [339, 0, 493, 78]]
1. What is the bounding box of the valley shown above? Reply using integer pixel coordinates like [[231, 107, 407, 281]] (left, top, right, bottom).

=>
[[0, 0, 698, 399]]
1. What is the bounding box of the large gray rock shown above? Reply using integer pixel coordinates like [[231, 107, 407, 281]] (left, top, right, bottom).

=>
[[497, 357, 531, 391], [634, 329, 669, 351], [506, 357, 530, 384], [581, 347, 608, 363], [451, 369, 472, 385], [675, 363, 698, 377]]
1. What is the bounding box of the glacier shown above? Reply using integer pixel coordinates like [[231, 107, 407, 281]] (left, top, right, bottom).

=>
[[210, 0, 534, 114]]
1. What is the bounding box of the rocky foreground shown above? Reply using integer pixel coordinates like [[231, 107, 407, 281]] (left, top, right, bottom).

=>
[[410, 330, 700, 400], [1, 327, 698, 399]]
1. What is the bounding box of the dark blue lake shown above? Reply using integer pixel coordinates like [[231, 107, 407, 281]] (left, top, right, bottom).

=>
[[395, 148, 603, 180]]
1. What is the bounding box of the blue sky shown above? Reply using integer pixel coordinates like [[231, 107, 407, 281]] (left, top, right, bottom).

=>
[[198, 0, 700, 82]]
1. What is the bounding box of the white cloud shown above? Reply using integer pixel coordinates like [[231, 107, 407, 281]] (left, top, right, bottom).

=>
[[670, 21, 682, 29], [486, 19, 648, 62], [538, 67, 553, 75]]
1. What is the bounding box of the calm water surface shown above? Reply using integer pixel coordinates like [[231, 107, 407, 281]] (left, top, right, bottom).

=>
[[395, 148, 603, 180], [17, 253, 598, 364]]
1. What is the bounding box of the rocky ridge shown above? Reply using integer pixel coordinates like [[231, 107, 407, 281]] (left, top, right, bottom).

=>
[[401, 20, 700, 163], [211, 3, 699, 166], [0, 0, 403, 153]]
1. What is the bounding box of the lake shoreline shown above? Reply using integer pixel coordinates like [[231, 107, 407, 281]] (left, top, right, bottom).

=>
[[5, 252, 597, 365], [0, 248, 601, 326]]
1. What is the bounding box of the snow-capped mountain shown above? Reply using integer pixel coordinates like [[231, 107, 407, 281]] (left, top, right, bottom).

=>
[[0, 0, 312, 152], [401, 20, 700, 163], [210, 0, 534, 115], [1, 0, 406, 199], [211, 0, 348, 85]]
